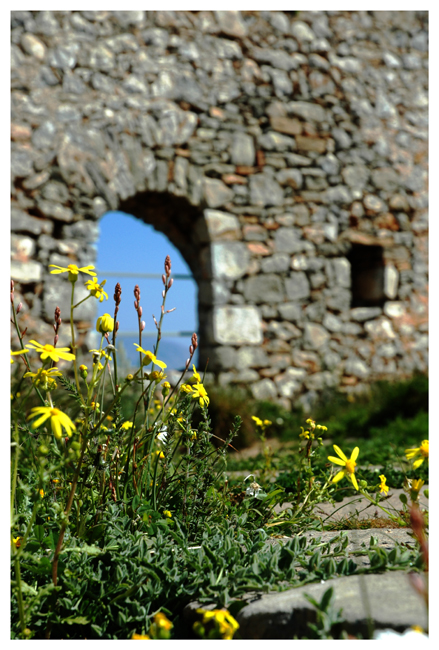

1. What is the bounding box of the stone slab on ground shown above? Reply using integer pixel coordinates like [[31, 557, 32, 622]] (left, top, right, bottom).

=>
[[274, 487, 429, 522], [266, 527, 419, 569], [235, 571, 428, 639]]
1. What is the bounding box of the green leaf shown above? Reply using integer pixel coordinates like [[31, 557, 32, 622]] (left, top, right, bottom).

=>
[[320, 586, 334, 612], [61, 616, 89, 625], [33, 524, 45, 543]]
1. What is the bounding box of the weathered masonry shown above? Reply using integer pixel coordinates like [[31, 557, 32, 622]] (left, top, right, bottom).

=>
[[11, 10, 428, 410]]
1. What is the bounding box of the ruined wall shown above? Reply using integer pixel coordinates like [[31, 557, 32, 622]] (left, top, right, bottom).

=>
[[11, 10, 428, 410]]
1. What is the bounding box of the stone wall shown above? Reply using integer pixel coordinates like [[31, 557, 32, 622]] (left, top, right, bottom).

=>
[[11, 10, 428, 410]]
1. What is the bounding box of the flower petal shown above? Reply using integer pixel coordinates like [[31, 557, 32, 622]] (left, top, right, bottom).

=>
[[351, 447, 360, 462], [328, 456, 346, 466], [332, 444, 348, 462], [332, 469, 346, 483]]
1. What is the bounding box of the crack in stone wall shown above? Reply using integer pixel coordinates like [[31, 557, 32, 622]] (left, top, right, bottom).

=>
[[11, 10, 428, 410]]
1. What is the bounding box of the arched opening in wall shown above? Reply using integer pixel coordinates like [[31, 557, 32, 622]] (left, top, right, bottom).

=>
[[95, 208, 199, 373], [348, 244, 386, 308]]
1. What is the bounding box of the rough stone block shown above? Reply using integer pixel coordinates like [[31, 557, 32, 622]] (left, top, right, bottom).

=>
[[197, 210, 241, 243], [270, 115, 302, 136], [11, 260, 43, 283], [213, 305, 263, 345], [211, 242, 249, 280], [204, 177, 234, 208], [285, 272, 311, 301], [251, 378, 278, 400], [249, 174, 284, 207], [384, 264, 399, 299], [243, 274, 285, 303], [303, 322, 330, 349], [295, 135, 327, 152], [231, 132, 255, 166]]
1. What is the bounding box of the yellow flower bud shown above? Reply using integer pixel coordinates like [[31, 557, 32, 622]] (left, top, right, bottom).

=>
[[96, 313, 114, 333]]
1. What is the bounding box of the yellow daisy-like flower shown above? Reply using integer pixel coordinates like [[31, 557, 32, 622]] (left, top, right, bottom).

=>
[[12, 536, 21, 548], [163, 510, 172, 518], [28, 406, 76, 439], [299, 426, 313, 440], [39, 489, 45, 498], [26, 340, 75, 363], [328, 444, 360, 491], [10, 348, 28, 364], [191, 382, 210, 407], [180, 383, 193, 393], [192, 364, 201, 382], [405, 440, 429, 470], [149, 612, 173, 640], [133, 345, 167, 369], [24, 367, 62, 391], [96, 314, 114, 334], [49, 263, 96, 283], [379, 474, 389, 495], [195, 609, 239, 640], [121, 421, 133, 430], [252, 416, 263, 427], [85, 277, 108, 302], [405, 478, 425, 502]]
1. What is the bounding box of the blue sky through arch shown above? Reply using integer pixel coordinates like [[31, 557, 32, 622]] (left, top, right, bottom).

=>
[[95, 211, 198, 370]]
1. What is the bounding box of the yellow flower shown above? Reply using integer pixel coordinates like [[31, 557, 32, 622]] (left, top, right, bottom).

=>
[[328, 444, 360, 491], [192, 364, 201, 382], [39, 489, 45, 498], [306, 418, 316, 430], [195, 609, 239, 640], [300, 426, 313, 439], [316, 424, 328, 431], [149, 612, 173, 639], [379, 474, 389, 495], [252, 416, 271, 430], [85, 277, 108, 302], [405, 478, 425, 502], [133, 345, 167, 369], [163, 510, 172, 518], [12, 536, 21, 548], [162, 381, 171, 396], [132, 633, 150, 640], [150, 370, 166, 381], [191, 382, 209, 407], [49, 263, 96, 283], [121, 422, 133, 430], [96, 314, 114, 334], [24, 367, 62, 391], [28, 406, 76, 439], [405, 440, 429, 470], [180, 383, 193, 393], [155, 450, 165, 460], [26, 340, 75, 363], [10, 348, 28, 364]]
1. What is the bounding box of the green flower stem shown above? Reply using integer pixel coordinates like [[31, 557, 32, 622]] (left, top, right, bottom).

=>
[[72, 294, 92, 309], [358, 489, 405, 525], [70, 282, 86, 407]]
